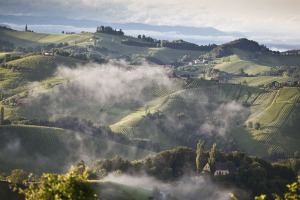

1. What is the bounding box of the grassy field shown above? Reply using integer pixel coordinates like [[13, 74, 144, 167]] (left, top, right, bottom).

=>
[[0, 125, 153, 175]]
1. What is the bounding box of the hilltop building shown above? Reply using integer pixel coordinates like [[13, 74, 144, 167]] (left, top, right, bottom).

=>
[[203, 162, 237, 176], [24, 24, 33, 32], [270, 81, 279, 87]]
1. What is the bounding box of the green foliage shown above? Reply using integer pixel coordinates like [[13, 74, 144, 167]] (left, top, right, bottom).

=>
[[196, 140, 206, 173], [9, 169, 27, 185], [18, 167, 98, 200], [76, 160, 86, 175], [247, 121, 253, 129], [164, 39, 217, 51], [0, 107, 4, 125], [96, 26, 124, 35], [254, 122, 261, 130], [210, 38, 270, 58], [208, 143, 217, 173], [254, 182, 300, 200]]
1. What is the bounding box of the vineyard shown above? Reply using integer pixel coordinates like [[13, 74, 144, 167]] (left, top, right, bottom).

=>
[[236, 87, 300, 157]]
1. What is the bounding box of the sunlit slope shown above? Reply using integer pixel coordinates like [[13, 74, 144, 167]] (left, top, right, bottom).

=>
[[232, 87, 300, 157], [228, 76, 296, 86], [111, 81, 262, 150], [0, 125, 153, 174], [214, 49, 300, 75], [111, 79, 300, 157], [4, 55, 86, 81], [0, 29, 92, 47]]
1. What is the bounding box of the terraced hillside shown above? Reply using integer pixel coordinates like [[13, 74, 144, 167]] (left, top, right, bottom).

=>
[[109, 77, 300, 157], [0, 125, 153, 175], [232, 87, 300, 157], [111, 80, 263, 151]]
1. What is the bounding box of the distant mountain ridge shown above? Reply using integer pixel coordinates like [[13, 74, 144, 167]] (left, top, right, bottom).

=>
[[0, 15, 244, 37]]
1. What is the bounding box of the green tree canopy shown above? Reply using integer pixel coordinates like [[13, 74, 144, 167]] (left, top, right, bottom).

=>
[[18, 167, 98, 200]]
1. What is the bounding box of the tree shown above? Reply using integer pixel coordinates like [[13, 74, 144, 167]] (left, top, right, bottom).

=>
[[0, 107, 4, 125], [18, 167, 98, 200], [138, 35, 141, 39], [247, 121, 253, 129], [171, 71, 177, 78], [76, 160, 86, 175], [254, 122, 261, 130], [10, 169, 27, 185], [294, 151, 299, 158], [255, 182, 300, 200], [208, 143, 217, 173], [196, 140, 206, 173], [25, 24, 27, 32], [239, 68, 244, 75]]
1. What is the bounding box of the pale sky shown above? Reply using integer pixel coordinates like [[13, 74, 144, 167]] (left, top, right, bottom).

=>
[[1, 0, 300, 47], [0, 0, 299, 33]]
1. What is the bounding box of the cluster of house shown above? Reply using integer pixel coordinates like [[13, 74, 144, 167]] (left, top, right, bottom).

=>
[[270, 80, 300, 87], [182, 59, 209, 66], [44, 52, 54, 56], [65, 32, 76, 34], [157, 65, 172, 69], [17, 99, 28, 105], [281, 50, 300, 56], [193, 59, 208, 64], [203, 162, 237, 176], [210, 77, 227, 83]]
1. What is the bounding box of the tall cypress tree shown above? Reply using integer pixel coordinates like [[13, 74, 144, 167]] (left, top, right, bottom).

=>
[[208, 143, 217, 173], [0, 107, 4, 125], [196, 140, 206, 173], [25, 24, 28, 32]]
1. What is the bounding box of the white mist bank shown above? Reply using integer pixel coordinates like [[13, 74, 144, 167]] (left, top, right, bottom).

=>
[[103, 174, 238, 200]]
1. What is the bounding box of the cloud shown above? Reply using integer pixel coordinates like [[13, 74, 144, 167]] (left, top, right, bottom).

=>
[[0, 0, 299, 35], [103, 174, 244, 200], [199, 102, 249, 137], [26, 61, 174, 124]]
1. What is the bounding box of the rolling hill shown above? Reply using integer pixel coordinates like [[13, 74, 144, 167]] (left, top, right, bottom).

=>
[[214, 47, 300, 75], [111, 79, 300, 157], [0, 28, 300, 178], [0, 28, 208, 64]]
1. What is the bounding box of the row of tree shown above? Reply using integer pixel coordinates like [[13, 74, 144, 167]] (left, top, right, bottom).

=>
[[163, 40, 217, 51], [96, 26, 124, 35], [89, 142, 297, 198]]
